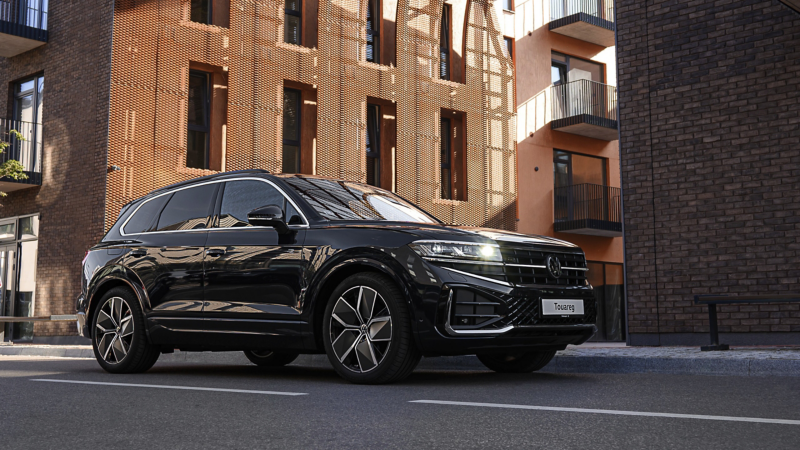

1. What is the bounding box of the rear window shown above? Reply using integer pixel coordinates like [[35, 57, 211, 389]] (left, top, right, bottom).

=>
[[155, 184, 218, 231], [281, 177, 438, 223], [122, 195, 170, 235]]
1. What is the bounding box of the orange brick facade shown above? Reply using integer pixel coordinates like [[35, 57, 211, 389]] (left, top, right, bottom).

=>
[[107, 0, 517, 231]]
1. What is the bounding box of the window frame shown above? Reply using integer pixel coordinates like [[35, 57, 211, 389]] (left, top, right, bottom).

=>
[[120, 178, 309, 237], [502, 0, 514, 12], [190, 0, 213, 25], [551, 51, 605, 84], [366, 0, 380, 63], [187, 70, 211, 169], [366, 103, 381, 187], [439, 4, 451, 81], [553, 149, 608, 188], [440, 117, 452, 200], [504, 36, 514, 62], [284, 0, 302, 45], [282, 87, 302, 174]]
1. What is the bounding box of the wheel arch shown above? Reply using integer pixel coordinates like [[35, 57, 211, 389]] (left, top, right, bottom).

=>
[[86, 270, 150, 340], [308, 256, 419, 351]]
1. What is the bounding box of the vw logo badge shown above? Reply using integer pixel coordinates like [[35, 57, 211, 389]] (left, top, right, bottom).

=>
[[546, 255, 563, 279]]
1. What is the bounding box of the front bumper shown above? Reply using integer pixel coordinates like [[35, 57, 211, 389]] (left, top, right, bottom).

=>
[[417, 272, 598, 356], [76, 294, 90, 339]]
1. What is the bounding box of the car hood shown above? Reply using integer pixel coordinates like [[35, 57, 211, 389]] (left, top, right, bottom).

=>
[[451, 227, 580, 249]]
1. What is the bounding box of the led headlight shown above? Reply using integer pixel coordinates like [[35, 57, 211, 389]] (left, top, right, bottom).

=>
[[409, 240, 502, 263]]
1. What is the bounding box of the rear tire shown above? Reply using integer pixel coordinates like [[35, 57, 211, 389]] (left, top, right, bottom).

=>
[[243, 350, 299, 367], [91, 287, 160, 374], [322, 273, 421, 384], [477, 351, 556, 373]]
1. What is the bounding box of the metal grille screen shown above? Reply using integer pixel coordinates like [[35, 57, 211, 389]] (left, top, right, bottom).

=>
[[107, 0, 517, 231]]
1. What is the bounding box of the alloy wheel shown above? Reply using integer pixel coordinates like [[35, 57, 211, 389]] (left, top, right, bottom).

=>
[[329, 286, 392, 373], [94, 296, 134, 364]]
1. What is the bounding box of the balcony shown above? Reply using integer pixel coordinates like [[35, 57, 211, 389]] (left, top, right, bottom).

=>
[[551, 79, 618, 141], [550, 0, 615, 47], [554, 183, 621, 237], [0, 0, 48, 57], [0, 118, 42, 192]]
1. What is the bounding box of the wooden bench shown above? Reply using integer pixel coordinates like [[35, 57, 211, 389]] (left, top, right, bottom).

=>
[[694, 294, 800, 351]]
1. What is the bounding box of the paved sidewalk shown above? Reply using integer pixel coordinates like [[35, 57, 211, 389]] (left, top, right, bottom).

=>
[[2, 342, 798, 377]]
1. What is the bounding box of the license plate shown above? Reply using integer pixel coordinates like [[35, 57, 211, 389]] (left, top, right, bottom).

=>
[[542, 299, 584, 316]]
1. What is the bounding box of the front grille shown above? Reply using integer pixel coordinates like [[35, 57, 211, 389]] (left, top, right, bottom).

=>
[[498, 293, 597, 327], [500, 245, 588, 286]]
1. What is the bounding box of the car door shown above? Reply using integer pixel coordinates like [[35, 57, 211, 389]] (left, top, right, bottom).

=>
[[122, 182, 218, 336], [203, 178, 307, 338]]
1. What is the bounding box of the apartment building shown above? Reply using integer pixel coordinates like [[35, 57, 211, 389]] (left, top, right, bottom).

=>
[[617, 0, 800, 345], [0, 0, 518, 342], [501, 0, 624, 341]]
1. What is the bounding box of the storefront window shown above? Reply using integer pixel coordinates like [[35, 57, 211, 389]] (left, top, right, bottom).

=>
[[0, 214, 39, 342]]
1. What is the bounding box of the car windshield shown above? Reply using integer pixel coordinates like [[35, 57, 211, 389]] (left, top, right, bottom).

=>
[[281, 176, 439, 223]]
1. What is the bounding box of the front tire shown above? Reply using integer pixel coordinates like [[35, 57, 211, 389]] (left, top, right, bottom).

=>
[[243, 350, 299, 367], [91, 287, 160, 373], [322, 273, 421, 384], [477, 351, 556, 373]]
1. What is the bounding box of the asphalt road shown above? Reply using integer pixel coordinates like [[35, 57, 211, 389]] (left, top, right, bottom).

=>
[[1, 355, 799, 449]]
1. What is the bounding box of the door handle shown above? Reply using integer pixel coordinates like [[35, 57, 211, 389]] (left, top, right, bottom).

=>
[[130, 249, 146, 257], [206, 249, 225, 257]]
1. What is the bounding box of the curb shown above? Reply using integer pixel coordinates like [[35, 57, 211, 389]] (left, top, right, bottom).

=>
[[2, 346, 799, 377]]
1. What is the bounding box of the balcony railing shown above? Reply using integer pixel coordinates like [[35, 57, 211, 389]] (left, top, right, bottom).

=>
[[554, 183, 621, 237], [550, 0, 615, 47], [0, 118, 42, 189], [551, 79, 618, 140], [0, 0, 48, 57]]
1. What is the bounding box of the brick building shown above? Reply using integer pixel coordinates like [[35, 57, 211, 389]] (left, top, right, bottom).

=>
[[0, 0, 625, 343], [617, 0, 800, 345]]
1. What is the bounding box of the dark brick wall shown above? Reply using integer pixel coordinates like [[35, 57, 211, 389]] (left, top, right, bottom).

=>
[[0, 0, 113, 337], [617, 0, 800, 345]]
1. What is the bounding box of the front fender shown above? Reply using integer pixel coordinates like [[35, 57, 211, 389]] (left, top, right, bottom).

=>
[[305, 248, 426, 349]]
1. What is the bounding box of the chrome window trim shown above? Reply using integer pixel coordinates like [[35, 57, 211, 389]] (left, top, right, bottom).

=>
[[120, 177, 309, 237]]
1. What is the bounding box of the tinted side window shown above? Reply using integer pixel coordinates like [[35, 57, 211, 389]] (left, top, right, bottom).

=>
[[155, 184, 217, 231], [220, 180, 300, 227], [123, 195, 170, 234]]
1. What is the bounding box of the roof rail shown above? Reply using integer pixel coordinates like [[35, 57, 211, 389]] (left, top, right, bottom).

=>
[[148, 169, 271, 195]]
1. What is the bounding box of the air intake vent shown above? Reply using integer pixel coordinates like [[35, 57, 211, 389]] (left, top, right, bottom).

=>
[[449, 289, 502, 329]]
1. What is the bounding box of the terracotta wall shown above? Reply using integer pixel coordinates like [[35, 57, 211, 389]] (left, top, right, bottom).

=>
[[504, 0, 622, 264], [108, 0, 517, 231]]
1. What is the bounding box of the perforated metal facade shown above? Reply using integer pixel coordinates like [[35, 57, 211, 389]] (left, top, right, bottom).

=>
[[107, 0, 517, 230]]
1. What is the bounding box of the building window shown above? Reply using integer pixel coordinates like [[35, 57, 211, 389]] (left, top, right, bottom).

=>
[[187, 70, 211, 169], [504, 37, 513, 61], [551, 52, 604, 85], [553, 149, 607, 188], [439, 5, 451, 80], [440, 117, 452, 199], [366, 104, 380, 186], [190, 0, 211, 24], [502, 0, 513, 11], [285, 0, 302, 45], [11, 75, 44, 173], [587, 262, 625, 342], [282, 88, 302, 173], [189, 0, 229, 27], [366, 0, 380, 63]]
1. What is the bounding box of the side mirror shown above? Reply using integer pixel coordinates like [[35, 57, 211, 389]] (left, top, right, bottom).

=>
[[247, 205, 289, 234]]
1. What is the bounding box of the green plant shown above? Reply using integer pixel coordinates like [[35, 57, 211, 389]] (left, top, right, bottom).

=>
[[0, 129, 28, 197]]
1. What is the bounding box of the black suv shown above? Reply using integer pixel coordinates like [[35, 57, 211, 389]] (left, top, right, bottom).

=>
[[77, 170, 596, 383]]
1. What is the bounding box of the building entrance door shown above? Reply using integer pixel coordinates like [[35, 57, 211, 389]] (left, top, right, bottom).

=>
[[0, 244, 17, 342]]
